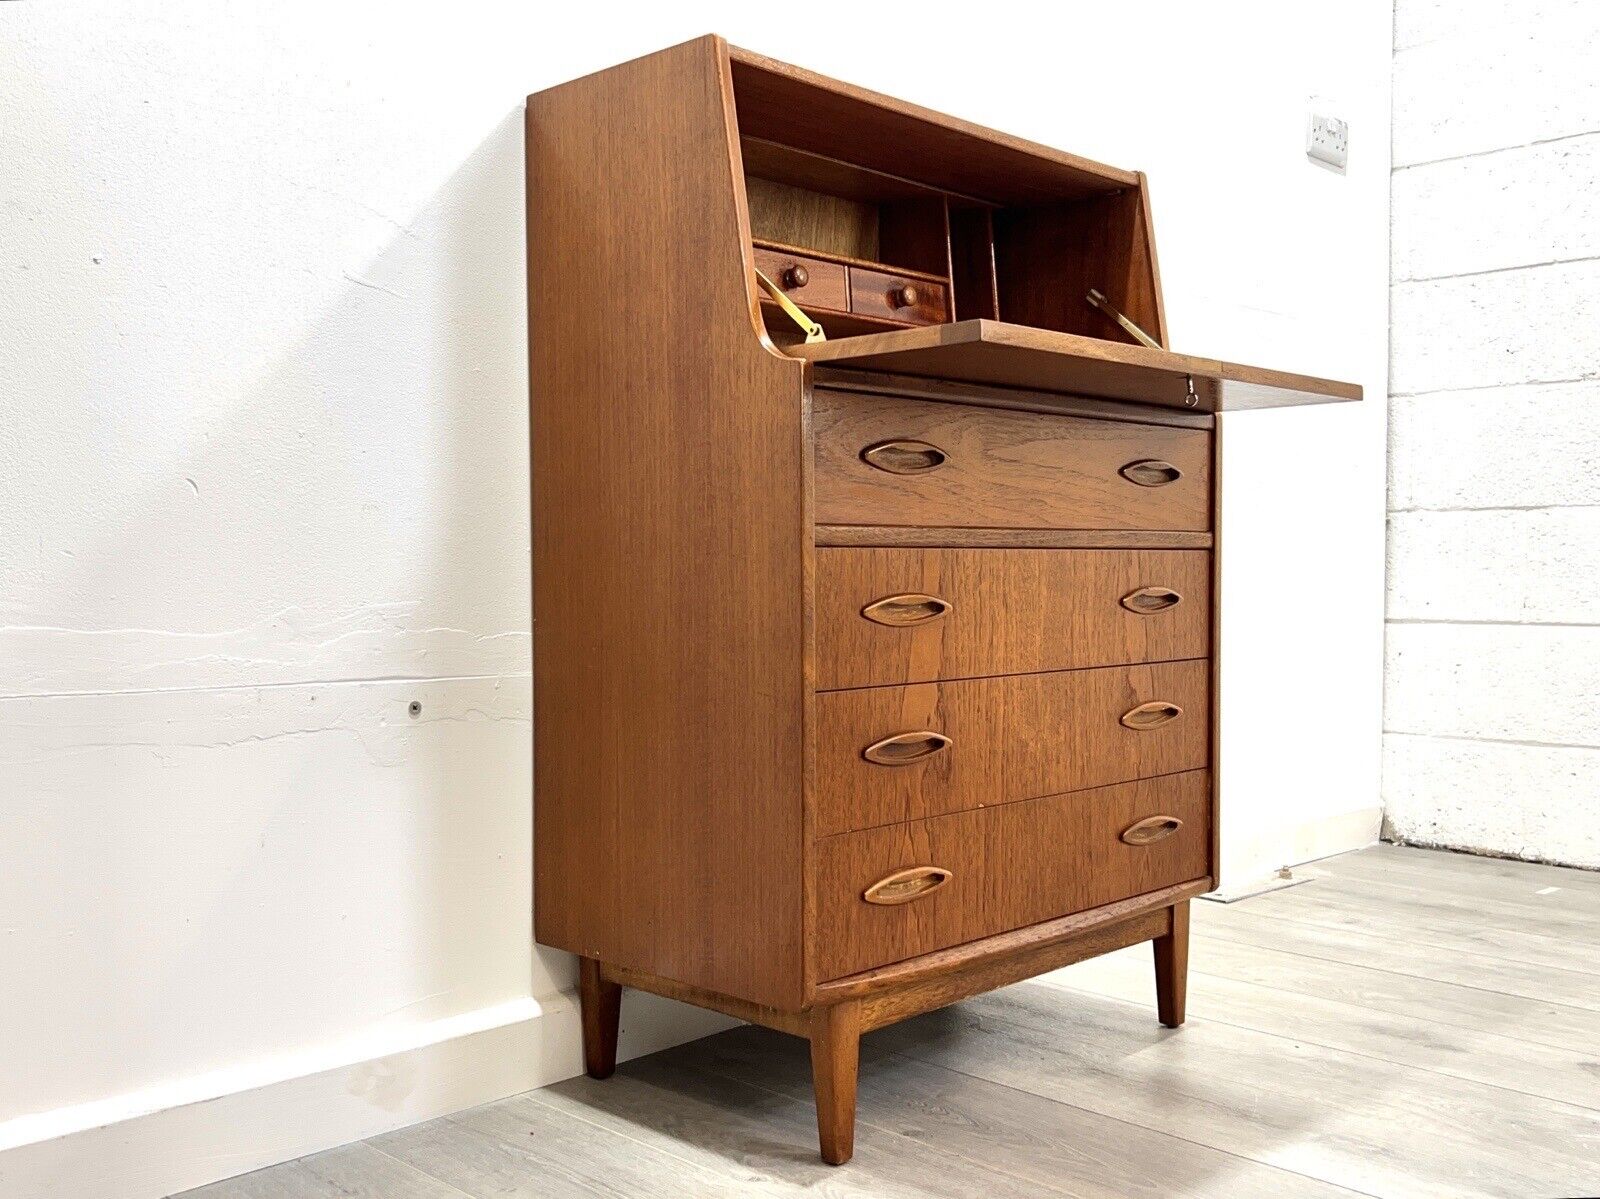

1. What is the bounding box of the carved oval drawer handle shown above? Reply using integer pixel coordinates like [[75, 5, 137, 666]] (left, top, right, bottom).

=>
[[1121, 815, 1185, 846], [1120, 586, 1183, 615], [861, 439, 948, 475], [1119, 459, 1183, 487], [862, 730, 951, 765], [861, 593, 952, 626], [864, 865, 952, 906], [1120, 701, 1183, 730]]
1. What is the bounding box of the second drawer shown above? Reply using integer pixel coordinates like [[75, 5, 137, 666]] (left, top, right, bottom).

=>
[[816, 547, 1211, 689], [815, 659, 1209, 836]]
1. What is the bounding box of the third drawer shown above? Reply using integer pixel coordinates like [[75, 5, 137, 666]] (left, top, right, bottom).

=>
[[817, 547, 1210, 689], [815, 658, 1209, 836]]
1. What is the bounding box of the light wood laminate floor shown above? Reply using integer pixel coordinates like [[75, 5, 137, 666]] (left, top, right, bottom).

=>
[[180, 844, 1600, 1199]]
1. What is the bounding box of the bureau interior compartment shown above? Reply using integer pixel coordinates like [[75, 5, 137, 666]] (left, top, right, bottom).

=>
[[730, 52, 1165, 350]]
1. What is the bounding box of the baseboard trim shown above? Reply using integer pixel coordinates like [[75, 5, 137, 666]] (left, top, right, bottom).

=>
[[0, 988, 736, 1199]]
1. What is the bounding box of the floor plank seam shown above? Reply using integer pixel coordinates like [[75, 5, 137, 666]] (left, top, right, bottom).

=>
[[881, 1043, 1385, 1199], [1035, 978, 1600, 1114], [684, 1052, 1090, 1198], [1212, 903, 1600, 979], [1291, 878, 1600, 928], [1113, 940, 1600, 1056], [337, 1144, 479, 1199], [510, 1088, 757, 1188], [1198, 927, 1600, 1011]]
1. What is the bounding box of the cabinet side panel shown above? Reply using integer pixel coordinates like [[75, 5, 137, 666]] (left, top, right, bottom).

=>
[[528, 37, 808, 1009]]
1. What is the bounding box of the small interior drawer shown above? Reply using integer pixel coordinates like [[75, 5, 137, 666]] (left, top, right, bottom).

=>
[[814, 659, 1209, 836], [753, 245, 849, 312], [814, 771, 1212, 979], [849, 266, 948, 324], [816, 547, 1210, 689], [812, 389, 1211, 531]]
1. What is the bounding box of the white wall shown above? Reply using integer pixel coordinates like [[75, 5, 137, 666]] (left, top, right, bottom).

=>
[[1386, 0, 1600, 869], [0, 4, 1390, 1194]]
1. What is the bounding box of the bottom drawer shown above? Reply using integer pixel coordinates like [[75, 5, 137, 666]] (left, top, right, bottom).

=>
[[815, 770, 1211, 980]]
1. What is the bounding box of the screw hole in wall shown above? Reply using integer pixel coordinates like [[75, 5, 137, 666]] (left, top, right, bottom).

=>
[[408, 701, 422, 718]]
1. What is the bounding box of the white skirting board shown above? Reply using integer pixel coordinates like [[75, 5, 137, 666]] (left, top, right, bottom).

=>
[[0, 989, 736, 1199]]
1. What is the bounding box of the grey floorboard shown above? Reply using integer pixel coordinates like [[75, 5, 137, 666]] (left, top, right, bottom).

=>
[[877, 985, 1600, 1199], [1185, 924, 1595, 1052], [176, 844, 1600, 1199], [1040, 939, 1600, 1109], [1193, 900, 1600, 1011], [684, 1023, 1366, 1199], [537, 1053, 1060, 1198], [1298, 866, 1600, 932], [177, 1143, 468, 1199], [1330, 842, 1600, 897], [1241, 879, 1600, 975], [367, 1089, 758, 1199]]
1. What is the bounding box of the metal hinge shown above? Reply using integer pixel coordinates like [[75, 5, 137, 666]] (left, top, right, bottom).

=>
[[755, 267, 826, 344], [1086, 288, 1161, 350]]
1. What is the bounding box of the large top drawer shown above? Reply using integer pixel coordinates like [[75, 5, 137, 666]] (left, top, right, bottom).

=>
[[812, 390, 1211, 531]]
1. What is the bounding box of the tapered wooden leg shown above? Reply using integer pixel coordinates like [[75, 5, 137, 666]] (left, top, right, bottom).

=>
[[579, 957, 621, 1079], [809, 1000, 862, 1166], [1154, 900, 1190, 1028]]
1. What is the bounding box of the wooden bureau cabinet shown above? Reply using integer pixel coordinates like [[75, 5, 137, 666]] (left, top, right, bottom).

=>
[[528, 36, 1359, 1166]]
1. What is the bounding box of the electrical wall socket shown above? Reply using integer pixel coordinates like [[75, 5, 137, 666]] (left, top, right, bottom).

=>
[[1306, 112, 1349, 173]]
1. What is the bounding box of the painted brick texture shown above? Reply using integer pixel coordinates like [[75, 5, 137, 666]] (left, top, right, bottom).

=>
[[1387, 0, 1600, 867]]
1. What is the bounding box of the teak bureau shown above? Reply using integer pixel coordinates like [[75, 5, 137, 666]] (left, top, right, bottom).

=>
[[527, 36, 1361, 1165]]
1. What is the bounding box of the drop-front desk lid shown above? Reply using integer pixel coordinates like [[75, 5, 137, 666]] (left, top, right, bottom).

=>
[[787, 319, 1361, 413]]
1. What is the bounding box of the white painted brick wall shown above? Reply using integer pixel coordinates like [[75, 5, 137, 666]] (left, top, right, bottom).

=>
[[1387, 0, 1600, 867], [1392, 1, 1600, 166], [1389, 383, 1600, 510], [1392, 135, 1600, 280], [1385, 624, 1600, 744], [1384, 736, 1600, 868]]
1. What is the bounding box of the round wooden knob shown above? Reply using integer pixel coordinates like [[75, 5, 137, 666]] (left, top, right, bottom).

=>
[[890, 284, 919, 309], [781, 265, 809, 290]]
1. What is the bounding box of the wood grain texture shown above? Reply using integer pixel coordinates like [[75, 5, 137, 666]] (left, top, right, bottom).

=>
[[528, 35, 809, 1009], [579, 957, 621, 1078], [808, 1001, 862, 1164], [815, 547, 1211, 688], [815, 660, 1210, 835], [813, 367, 1215, 428], [856, 907, 1172, 1031], [746, 177, 879, 261], [993, 188, 1165, 346], [949, 206, 1000, 320], [850, 266, 949, 324], [752, 243, 849, 311], [816, 525, 1212, 548], [728, 46, 1140, 205], [1154, 899, 1189, 1027], [602, 961, 810, 1037], [815, 773, 1212, 978], [794, 320, 1362, 411], [814, 389, 1212, 531]]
